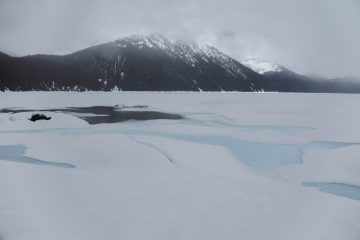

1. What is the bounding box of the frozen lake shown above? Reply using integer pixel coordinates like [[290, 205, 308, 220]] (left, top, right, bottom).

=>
[[0, 92, 360, 240]]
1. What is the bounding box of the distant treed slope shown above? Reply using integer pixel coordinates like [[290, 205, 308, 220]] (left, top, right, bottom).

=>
[[0, 52, 101, 91], [243, 58, 360, 93], [263, 69, 360, 93]]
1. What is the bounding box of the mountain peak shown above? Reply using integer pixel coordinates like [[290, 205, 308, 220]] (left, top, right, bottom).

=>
[[112, 34, 237, 73], [114, 34, 216, 52], [242, 57, 282, 74], [115, 34, 172, 50]]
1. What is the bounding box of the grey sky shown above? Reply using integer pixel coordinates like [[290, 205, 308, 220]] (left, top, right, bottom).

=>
[[0, 0, 359, 77]]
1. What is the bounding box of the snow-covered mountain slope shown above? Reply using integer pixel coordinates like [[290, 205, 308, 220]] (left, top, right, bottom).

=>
[[116, 34, 249, 79], [67, 34, 264, 91], [0, 34, 265, 91], [242, 57, 282, 74]]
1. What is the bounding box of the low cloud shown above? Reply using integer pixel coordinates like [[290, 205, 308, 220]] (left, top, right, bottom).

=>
[[0, 0, 359, 77]]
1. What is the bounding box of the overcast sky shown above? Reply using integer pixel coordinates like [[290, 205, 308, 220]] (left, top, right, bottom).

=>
[[0, 0, 359, 77]]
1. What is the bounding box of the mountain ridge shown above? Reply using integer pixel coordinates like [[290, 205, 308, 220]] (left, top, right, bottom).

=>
[[1, 34, 359, 93]]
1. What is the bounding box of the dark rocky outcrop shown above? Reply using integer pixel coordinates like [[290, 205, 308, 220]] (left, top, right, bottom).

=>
[[29, 114, 51, 122]]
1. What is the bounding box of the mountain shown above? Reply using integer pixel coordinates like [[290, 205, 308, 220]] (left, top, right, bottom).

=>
[[242, 58, 360, 93], [0, 34, 270, 91], [0, 34, 359, 92]]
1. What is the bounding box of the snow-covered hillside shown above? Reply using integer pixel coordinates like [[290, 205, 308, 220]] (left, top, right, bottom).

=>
[[116, 34, 249, 79], [242, 57, 282, 74], [0, 92, 359, 240]]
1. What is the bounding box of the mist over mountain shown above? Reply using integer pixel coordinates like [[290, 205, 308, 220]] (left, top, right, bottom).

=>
[[0, 34, 359, 93]]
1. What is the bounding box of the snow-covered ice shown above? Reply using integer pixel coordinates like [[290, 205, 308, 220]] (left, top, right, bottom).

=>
[[0, 91, 359, 240]]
